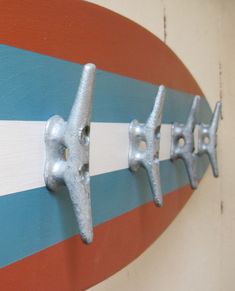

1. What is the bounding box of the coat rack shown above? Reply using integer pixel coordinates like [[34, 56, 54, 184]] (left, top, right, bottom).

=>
[[44, 64, 222, 244]]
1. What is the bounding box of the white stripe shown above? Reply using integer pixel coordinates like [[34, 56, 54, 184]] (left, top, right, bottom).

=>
[[90, 123, 129, 175], [0, 121, 173, 197]]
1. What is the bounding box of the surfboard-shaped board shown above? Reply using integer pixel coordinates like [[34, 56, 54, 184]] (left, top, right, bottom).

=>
[[0, 1, 214, 290]]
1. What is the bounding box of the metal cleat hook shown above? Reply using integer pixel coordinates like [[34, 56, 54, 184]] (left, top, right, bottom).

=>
[[44, 63, 96, 244], [198, 101, 222, 177], [129, 85, 166, 207], [170, 95, 201, 189]]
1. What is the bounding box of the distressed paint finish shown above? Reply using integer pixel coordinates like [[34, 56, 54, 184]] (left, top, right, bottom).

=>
[[87, 1, 231, 291], [0, 186, 192, 291], [0, 1, 215, 290], [0, 0, 202, 95]]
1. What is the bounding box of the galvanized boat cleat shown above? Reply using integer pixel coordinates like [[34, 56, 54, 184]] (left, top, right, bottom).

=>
[[198, 101, 222, 177], [129, 85, 166, 207], [44, 63, 96, 244], [170, 95, 201, 189]]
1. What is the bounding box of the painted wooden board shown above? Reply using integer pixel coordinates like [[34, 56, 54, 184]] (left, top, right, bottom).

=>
[[0, 1, 212, 290]]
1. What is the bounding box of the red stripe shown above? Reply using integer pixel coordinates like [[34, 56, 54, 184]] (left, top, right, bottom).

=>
[[0, 0, 202, 95], [0, 185, 192, 291]]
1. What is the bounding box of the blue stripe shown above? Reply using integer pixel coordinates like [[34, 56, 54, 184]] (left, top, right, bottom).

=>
[[0, 157, 209, 267], [0, 45, 212, 267], [0, 45, 211, 123]]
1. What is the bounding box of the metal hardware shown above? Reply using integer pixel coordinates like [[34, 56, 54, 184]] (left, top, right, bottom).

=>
[[44, 63, 96, 244], [129, 85, 166, 207], [198, 101, 222, 177], [170, 95, 200, 189]]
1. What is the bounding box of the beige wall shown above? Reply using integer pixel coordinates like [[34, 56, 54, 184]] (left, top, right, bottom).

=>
[[86, 1, 235, 290]]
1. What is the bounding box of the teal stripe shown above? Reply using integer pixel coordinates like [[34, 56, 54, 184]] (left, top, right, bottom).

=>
[[0, 157, 209, 267], [0, 45, 211, 123]]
